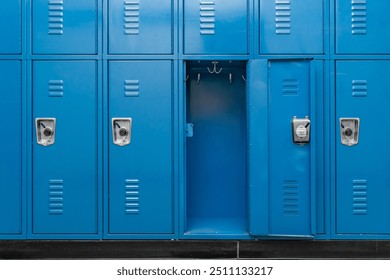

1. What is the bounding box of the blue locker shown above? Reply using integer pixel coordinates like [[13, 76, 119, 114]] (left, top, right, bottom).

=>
[[0, 61, 22, 236], [336, 0, 390, 54], [32, 61, 98, 235], [108, 0, 173, 54], [336, 61, 390, 235], [108, 61, 173, 235], [249, 60, 316, 237], [0, 1, 21, 54], [184, 0, 248, 55], [260, 0, 323, 54], [33, 0, 97, 54]]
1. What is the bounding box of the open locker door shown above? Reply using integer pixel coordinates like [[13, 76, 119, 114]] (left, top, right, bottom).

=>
[[248, 60, 317, 238]]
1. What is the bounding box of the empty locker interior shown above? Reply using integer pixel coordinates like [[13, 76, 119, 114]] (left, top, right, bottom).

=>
[[185, 61, 247, 236]]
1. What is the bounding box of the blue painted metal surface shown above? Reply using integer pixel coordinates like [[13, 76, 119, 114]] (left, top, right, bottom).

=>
[[248, 60, 316, 238], [0, 61, 22, 236], [260, 0, 323, 54], [32, 61, 99, 236], [1, 0, 390, 240], [107, 61, 173, 236], [108, 0, 173, 54], [33, 0, 97, 54], [336, 61, 390, 235], [0, 1, 21, 54], [184, 0, 248, 54], [336, 0, 390, 54]]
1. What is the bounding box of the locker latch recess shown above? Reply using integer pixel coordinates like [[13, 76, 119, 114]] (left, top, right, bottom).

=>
[[292, 116, 311, 145], [36, 118, 56, 146], [186, 123, 194, 138], [340, 118, 360, 146], [112, 118, 132, 146]]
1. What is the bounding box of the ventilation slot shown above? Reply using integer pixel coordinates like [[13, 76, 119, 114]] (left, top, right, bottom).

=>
[[48, 80, 64, 97], [282, 79, 299, 96], [200, 1, 215, 35], [275, 0, 291, 35], [124, 0, 140, 35], [352, 80, 367, 97], [283, 181, 299, 215], [48, 0, 64, 35], [124, 80, 139, 97], [353, 180, 367, 215], [351, 0, 367, 35], [125, 179, 139, 214], [49, 180, 64, 215]]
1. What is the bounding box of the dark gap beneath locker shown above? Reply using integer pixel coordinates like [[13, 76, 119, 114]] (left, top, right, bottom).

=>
[[185, 61, 247, 235]]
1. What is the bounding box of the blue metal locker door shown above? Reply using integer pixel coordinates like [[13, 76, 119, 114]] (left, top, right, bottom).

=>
[[33, 61, 98, 235], [108, 61, 173, 235], [33, 0, 97, 54], [336, 61, 390, 235], [336, 1, 390, 54], [184, 0, 248, 54], [108, 0, 173, 54], [0, 61, 22, 236], [249, 60, 316, 237], [0, 1, 21, 54], [260, 0, 323, 54]]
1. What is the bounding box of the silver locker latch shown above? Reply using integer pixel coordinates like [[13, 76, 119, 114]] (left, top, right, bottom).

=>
[[112, 118, 132, 146], [36, 118, 56, 146], [340, 118, 360, 146], [292, 116, 311, 145]]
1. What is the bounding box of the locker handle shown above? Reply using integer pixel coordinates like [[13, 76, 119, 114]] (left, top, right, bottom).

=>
[[340, 118, 360, 146], [112, 118, 132, 146], [292, 116, 311, 145], [36, 118, 56, 146]]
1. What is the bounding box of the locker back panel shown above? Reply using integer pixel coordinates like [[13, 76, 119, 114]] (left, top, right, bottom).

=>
[[32, 61, 98, 234]]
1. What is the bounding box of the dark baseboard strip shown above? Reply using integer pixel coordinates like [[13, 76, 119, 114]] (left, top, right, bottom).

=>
[[0, 241, 238, 259], [1, 240, 390, 259]]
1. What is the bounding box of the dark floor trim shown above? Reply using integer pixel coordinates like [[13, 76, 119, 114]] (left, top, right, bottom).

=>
[[1, 241, 390, 259]]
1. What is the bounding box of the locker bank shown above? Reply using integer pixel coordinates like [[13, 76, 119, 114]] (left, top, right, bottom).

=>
[[1, 0, 389, 242]]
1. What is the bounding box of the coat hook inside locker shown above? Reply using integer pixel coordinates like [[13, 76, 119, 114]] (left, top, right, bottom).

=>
[[197, 73, 201, 85], [229, 73, 233, 84], [207, 61, 223, 74]]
